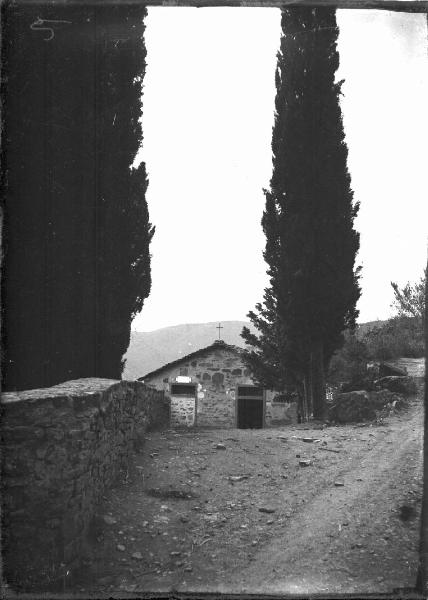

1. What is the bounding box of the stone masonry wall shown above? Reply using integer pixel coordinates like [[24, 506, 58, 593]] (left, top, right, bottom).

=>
[[170, 396, 196, 428], [145, 346, 296, 428], [265, 394, 298, 426], [1, 378, 169, 592]]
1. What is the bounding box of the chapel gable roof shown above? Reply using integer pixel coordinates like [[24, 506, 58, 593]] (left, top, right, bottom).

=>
[[138, 340, 244, 381]]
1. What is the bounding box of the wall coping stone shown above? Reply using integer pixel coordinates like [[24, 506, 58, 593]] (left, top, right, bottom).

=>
[[1, 378, 145, 405]]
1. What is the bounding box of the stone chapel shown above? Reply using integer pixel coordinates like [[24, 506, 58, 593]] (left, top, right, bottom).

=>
[[139, 339, 297, 429]]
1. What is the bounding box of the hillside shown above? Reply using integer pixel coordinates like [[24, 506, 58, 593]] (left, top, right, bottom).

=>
[[122, 321, 257, 380], [355, 319, 386, 337], [122, 318, 388, 381]]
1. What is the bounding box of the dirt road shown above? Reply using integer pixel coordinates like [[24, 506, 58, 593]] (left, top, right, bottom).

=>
[[79, 378, 424, 597]]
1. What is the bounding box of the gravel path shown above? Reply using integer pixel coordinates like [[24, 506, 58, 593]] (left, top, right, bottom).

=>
[[234, 400, 423, 595], [76, 380, 424, 597]]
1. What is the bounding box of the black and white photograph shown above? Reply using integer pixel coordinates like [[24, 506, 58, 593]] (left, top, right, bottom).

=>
[[1, 0, 427, 597]]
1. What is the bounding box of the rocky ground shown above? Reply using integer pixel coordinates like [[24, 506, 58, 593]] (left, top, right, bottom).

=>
[[74, 362, 424, 597]]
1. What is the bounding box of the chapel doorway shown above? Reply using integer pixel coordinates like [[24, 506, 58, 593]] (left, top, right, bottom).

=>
[[237, 385, 264, 429]]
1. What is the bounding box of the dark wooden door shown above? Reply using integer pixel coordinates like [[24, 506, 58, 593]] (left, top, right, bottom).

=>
[[237, 398, 263, 428], [237, 386, 264, 428]]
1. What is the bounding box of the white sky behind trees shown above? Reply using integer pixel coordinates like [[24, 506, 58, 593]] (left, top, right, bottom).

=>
[[132, 7, 428, 333]]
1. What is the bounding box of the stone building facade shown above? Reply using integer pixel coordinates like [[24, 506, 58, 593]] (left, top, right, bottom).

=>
[[139, 340, 297, 429]]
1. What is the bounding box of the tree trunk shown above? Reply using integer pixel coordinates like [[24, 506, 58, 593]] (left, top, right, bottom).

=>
[[311, 339, 326, 421], [301, 378, 309, 422], [307, 355, 314, 417], [416, 255, 428, 594]]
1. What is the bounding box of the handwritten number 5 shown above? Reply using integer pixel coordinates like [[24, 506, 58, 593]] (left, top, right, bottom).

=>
[[30, 17, 72, 42]]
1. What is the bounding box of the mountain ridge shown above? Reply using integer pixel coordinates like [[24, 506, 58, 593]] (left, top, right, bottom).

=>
[[122, 320, 255, 380], [122, 318, 386, 380]]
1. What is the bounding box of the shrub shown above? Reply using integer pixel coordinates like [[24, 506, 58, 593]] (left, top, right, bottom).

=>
[[328, 391, 375, 423], [374, 376, 417, 396], [327, 333, 370, 386]]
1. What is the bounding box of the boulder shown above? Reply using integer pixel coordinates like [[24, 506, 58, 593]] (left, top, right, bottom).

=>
[[379, 362, 407, 377], [328, 390, 376, 423], [369, 389, 408, 412], [369, 389, 395, 408], [340, 376, 376, 393], [374, 376, 416, 396]]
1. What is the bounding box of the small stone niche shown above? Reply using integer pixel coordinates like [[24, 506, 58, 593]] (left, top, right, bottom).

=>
[[212, 372, 224, 388]]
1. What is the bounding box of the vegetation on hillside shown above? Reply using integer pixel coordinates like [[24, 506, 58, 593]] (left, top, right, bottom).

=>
[[362, 317, 424, 362], [242, 7, 360, 421], [327, 271, 426, 385], [364, 272, 426, 361]]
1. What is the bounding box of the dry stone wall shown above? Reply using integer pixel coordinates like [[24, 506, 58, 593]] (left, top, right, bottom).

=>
[[265, 398, 297, 426], [1, 378, 169, 592]]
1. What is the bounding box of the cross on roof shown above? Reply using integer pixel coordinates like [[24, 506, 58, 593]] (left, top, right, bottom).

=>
[[216, 322, 223, 340]]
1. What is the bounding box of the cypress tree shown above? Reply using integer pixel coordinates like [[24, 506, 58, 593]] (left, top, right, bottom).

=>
[[242, 7, 361, 420], [93, 5, 155, 378], [1, 3, 153, 390]]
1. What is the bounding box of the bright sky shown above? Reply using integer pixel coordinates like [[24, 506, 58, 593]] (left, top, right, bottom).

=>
[[132, 7, 428, 333]]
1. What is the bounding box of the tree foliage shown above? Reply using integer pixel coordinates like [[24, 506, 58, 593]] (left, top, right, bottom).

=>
[[327, 331, 370, 386], [242, 191, 291, 391], [93, 6, 155, 377], [2, 4, 153, 390], [242, 7, 361, 420], [362, 317, 424, 361], [391, 269, 426, 325], [356, 270, 428, 362]]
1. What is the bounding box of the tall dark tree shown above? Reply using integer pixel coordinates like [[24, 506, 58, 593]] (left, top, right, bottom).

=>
[[242, 191, 308, 401], [1, 3, 153, 390], [242, 7, 361, 420], [93, 6, 155, 377]]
